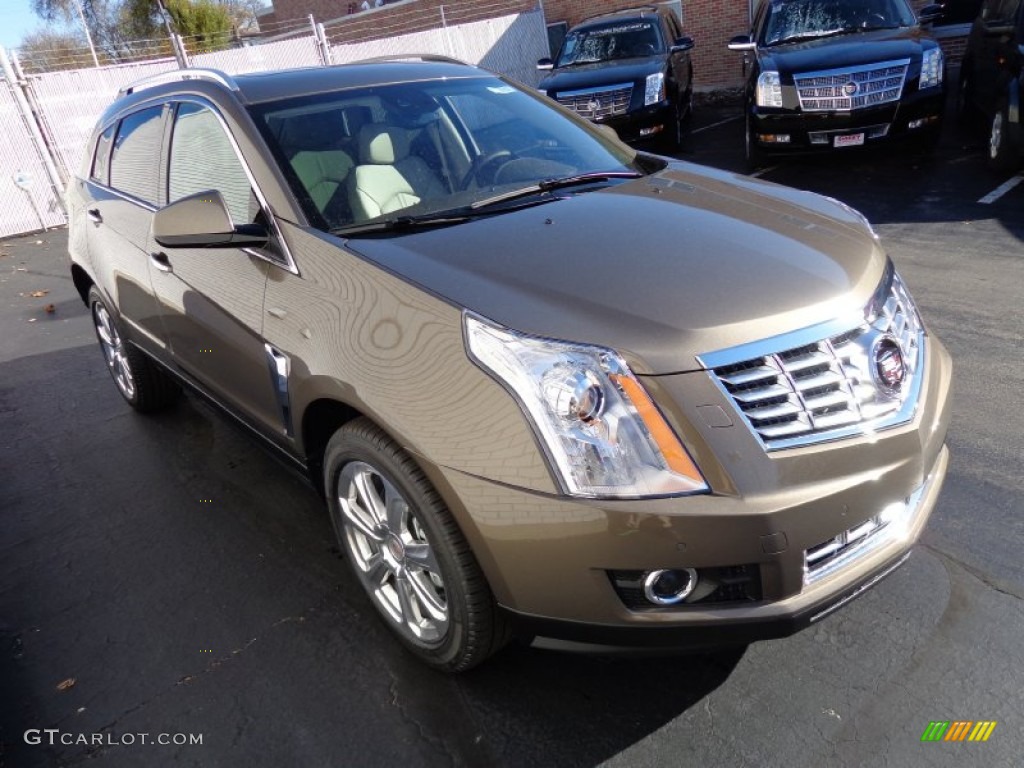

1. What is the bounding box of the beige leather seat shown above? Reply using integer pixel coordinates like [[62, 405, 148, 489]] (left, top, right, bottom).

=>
[[290, 149, 354, 214], [349, 125, 447, 220]]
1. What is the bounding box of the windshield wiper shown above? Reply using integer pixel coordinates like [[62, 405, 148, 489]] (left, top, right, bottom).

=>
[[770, 24, 899, 46], [471, 171, 643, 210], [332, 213, 472, 236]]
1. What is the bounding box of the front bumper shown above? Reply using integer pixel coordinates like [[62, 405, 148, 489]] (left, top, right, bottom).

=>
[[596, 101, 675, 145], [422, 333, 952, 648], [751, 86, 945, 154]]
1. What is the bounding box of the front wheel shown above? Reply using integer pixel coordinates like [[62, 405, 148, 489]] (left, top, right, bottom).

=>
[[324, 418, 510, 671], [988, 104, 1021, 172], [745, 112, 766, 172], [89, 287, 178, 412]]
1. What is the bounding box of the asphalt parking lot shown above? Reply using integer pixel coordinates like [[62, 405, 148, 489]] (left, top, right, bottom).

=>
[[2, 92, 1022, 767]]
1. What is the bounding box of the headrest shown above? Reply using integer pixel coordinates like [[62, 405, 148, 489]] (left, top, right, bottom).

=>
[[359, 125, 411, 165]]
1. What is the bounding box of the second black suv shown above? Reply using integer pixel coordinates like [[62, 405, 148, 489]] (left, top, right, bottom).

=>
[[729, 0, 947, 167], [959, 0, 1024, 170], [537, 6, 694, 149]]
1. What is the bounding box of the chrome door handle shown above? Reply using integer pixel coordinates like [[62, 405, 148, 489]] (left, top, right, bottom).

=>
[[87, 208, 102, 224], [149, 251, 173, 273]]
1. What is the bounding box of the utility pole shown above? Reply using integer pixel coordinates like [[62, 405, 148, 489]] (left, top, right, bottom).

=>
[[73, 0, 100, 67]]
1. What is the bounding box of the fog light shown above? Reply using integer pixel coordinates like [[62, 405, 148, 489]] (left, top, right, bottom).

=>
[[643, 568, 698, 605], [908, 116, 939, 130], [639, 125, 664, 137]]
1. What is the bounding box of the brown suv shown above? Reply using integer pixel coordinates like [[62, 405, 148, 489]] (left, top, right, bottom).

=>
[[67, 58, 952, 671]]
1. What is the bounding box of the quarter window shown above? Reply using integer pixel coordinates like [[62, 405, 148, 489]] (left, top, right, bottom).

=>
[[90, 123, 116, 185], [109, 106, 164, 205], [168, 103, 257, 226]]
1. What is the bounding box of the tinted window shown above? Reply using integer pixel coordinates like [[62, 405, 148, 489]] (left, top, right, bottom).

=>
[[109, 106, 164, 204], [168, 103, 257, 226], [90, 123, 116, 184]]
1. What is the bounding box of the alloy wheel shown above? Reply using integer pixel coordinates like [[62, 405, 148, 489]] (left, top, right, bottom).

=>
[[337, 461, 449, 646], [93, 302, 135, 400], [990, 111, 1004, 161]]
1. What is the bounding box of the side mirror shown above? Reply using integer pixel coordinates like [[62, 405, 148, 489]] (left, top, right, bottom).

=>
[[728, 34, 757, 51], [537, 57, 554, 71], [153, 190, 268, 249], [671, 36, 695, 53], [917, 3, 943, 24]]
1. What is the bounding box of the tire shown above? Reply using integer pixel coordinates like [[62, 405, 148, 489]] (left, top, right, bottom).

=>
[[88, 287, 179, 412], [660, 98, 684, 153], [324, 417, 510, 671], [744, 111, 766, 173], [987, 103, 1021, 172], [955, 67, 981, 132]]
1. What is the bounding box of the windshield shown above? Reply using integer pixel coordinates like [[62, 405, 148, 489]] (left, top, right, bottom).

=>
[[249, 76, 640, 233], [556, 20, 665, 66], [761, 0, 916, 46]]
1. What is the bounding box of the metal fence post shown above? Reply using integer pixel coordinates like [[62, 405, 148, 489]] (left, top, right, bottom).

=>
[[171, 33, 190, 68], [0, 46, 68, 214], [311, 15, 332, 66]]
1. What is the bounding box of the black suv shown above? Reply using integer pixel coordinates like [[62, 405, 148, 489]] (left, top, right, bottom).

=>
[[536, 6, 694, 149], [959, 0, 1024, 170], [729, 0, 947, 167]]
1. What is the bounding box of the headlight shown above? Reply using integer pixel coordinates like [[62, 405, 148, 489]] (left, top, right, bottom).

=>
[[465, 313, 708, 499], [644, 72, 666, 106], [920, 48, 943, 89], [756, 70, 783, 108]]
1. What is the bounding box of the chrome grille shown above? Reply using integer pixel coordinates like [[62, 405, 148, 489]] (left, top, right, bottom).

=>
[[556, 84, 633, 119], [704, 266, 925, 450], [794, 59, 910, 112]]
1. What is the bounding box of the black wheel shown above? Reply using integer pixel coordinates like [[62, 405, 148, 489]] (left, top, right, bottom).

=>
[[987, 103, 1021, 172], [88, 287, 178, 412], [324, 417, 510, 671], [955, 66, 982, 132], [744, 111, 766, 172]]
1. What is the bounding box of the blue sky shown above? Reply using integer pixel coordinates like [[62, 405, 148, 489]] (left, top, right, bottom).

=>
[[0, 0, 67, 50]]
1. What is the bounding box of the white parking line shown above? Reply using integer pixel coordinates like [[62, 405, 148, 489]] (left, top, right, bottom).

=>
[[750, 166, 779, 178], [978, 173, 1024, 204], [691, 115, 742, 135]]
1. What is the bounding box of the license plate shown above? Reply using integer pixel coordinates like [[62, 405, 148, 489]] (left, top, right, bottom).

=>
[[834, 133, 865, 148]]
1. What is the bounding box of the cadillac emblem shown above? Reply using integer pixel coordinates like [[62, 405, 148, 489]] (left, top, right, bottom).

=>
[[872, 335, 907, 394], [843, 81, 859, 96], [588, 98, 602, 112]]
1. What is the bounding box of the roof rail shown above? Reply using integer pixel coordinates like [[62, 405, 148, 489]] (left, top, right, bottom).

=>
[[349, 53, 471, 67], [118, 68, 239, 97]]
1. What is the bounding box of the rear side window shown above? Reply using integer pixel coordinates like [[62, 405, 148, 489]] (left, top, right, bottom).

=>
[[90, 123, 116, 184], [109, 106, 164, 205], [168, 102, 257, 226]]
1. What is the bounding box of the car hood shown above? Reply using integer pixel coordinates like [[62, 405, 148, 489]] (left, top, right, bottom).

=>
[[343, 162, 886, 374], [762, 28, 931, 74], [539, 57, 665, 95]]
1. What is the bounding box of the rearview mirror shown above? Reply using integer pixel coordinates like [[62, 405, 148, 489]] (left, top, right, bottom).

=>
[[153, 190, 268, 249], [671, 36, 695, 53], [917, 3, 943, 24], [728, 35, 756, 51], [537, 57, 554, 71]]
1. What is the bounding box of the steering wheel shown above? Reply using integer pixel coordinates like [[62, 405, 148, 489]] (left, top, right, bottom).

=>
[[460, 150, 514, 190]]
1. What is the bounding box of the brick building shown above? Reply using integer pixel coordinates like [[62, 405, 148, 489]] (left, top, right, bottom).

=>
[[260, 0, 975, 90]]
